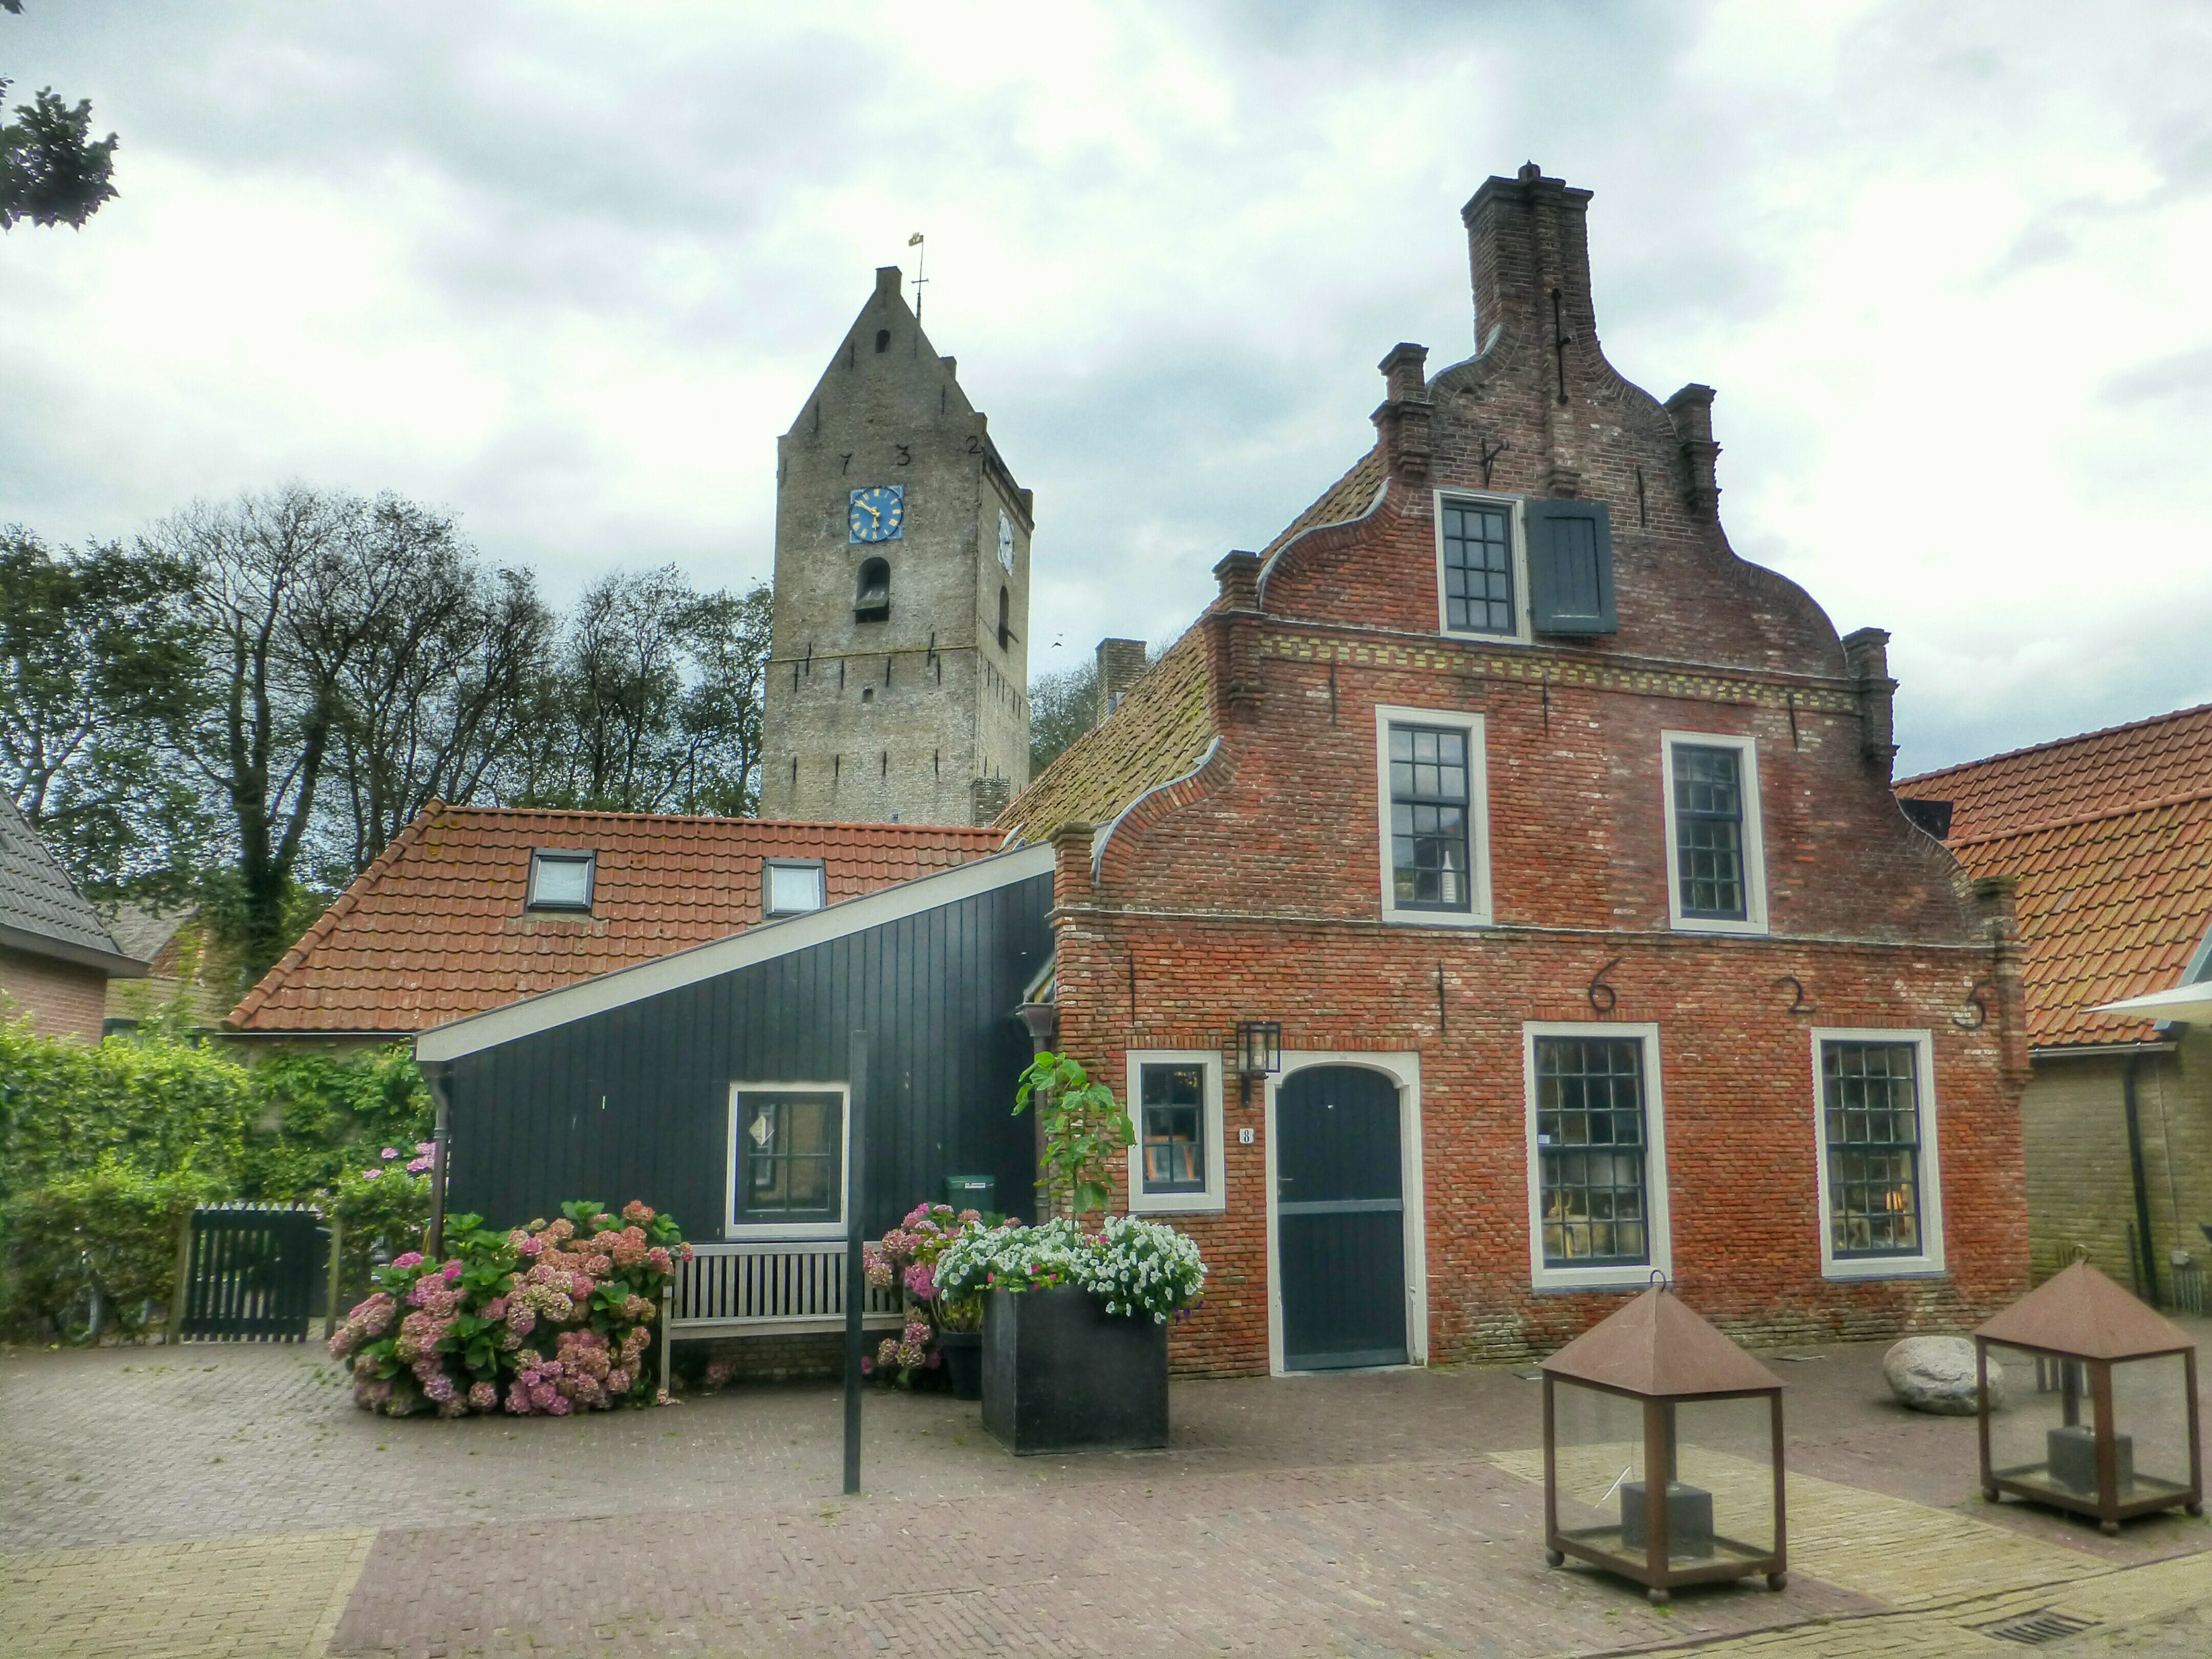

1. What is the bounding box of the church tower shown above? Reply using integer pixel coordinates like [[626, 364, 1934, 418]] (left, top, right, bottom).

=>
[[758, 266, 1033, 826]]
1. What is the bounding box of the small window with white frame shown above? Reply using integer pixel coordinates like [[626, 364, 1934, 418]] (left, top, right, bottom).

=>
[[1661, 730, 1768, 934], [1124, 1049, 1225, 1214], [1522, 1022, 1672, 1291], [1810, 1029, 1945, 1280], [526, 848, 595, 913], [763, 858, 826, 918], [1432, 490, 1530, 642], [1374, 705, 1492, 928], [726, 1085, 847, 1238]]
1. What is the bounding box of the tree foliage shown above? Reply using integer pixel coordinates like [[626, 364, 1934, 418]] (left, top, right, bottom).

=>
[[1028, 660, 1098, 778], [0, 71, 120, 231], [4, 482, 777, 980], [0, 527, 214, 896], [507, 567, 772, 816]]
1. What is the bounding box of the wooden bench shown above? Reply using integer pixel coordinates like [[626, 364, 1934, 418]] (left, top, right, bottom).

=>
[[657, 1241, 903, 1392]]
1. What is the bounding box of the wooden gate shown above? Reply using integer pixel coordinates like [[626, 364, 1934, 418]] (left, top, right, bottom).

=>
[[181, 1204, 326, 1341]]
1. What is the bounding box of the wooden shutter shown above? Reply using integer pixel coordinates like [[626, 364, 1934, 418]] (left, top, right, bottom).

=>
[[1525, 498, 1617, 635]]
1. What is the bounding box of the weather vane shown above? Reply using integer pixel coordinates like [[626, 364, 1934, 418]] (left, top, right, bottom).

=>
[[908, 231, 927, 323]]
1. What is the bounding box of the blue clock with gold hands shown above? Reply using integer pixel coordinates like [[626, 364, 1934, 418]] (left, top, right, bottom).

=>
[[848, 485, 904, 543]]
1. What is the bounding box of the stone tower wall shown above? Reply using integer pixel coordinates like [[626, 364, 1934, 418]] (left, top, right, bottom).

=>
[[759, 267, 1032, 824]]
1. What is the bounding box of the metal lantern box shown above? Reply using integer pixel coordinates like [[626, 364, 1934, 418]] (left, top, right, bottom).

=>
[[1974, 1261, 2203, 1533], [1541, 1284, 1788, 1603]]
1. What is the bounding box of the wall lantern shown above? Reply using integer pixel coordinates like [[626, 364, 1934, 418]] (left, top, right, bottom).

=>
[[1235, 1020, 1281, 1107], [1973, 1261, 2202, 1533], [1542, 1279, 1787, 1604], [1236, 1020, 1282, 1078]]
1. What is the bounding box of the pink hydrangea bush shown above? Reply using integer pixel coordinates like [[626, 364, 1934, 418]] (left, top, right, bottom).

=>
[[329, 1197, 690, 1418], [860, 1201, 987, 1385]]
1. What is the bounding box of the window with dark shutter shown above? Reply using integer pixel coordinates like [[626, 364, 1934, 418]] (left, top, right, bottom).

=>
[[1525, 498, 1616, 635]]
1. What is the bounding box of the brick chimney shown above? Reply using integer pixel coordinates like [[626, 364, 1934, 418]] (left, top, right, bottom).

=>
[[1462, 164, 1597, 367], [874, 265, 902, 300], [1462, 163, 1600, 496], [1094, 637, 1147, 726]]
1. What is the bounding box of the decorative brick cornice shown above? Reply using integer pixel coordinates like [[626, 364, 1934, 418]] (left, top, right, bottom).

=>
[[1257, 628, 1860, 715]]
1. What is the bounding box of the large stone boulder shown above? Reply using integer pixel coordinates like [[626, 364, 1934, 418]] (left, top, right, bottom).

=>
[[1883, 1335, 2002, 1414]]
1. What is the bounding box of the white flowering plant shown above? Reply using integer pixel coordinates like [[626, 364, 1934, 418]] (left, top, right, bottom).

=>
[[1071, 1215, 1207, 1323], [933, 1214, 1205, 1325]]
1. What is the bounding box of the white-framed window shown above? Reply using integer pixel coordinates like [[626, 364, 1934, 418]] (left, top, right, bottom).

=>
[[1810, 1029, 1946, 1281], [1522, 1022, 1673, 1292], [726, 1083, 849, 1240], [1432, 488, 1531, 643], [1124, 1049, 1226, 1214], [526, 848, 595, 913], [1661, 730, 1768, 934], [763, 858, 826, 917], [1374, 704, 1492, 928]]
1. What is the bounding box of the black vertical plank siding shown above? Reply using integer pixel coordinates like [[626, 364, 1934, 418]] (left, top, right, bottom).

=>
[[443, 873, 1052, 1242]]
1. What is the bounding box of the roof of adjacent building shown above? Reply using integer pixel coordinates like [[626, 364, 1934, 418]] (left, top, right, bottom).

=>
[[1898, 702, 2212, 1049], [0, 794, 137, 974], [994, 445, 1383, 847], [227, 804, 1005, 1035]]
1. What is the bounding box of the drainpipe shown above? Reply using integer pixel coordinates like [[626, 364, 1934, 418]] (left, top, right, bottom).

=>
[[2122, 1055, 2160, 1306], [424, 1062, 454, 1259]]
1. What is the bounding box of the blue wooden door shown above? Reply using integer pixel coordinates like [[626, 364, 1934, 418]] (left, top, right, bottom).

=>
[[1277, 1066, 1407, 1370]]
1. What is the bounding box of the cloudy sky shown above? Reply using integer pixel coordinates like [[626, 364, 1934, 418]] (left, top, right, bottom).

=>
[[5, 0, 2209, 775]]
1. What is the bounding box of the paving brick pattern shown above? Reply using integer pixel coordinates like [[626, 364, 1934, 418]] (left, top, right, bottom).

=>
[[2, 1332, 2206, 1657]]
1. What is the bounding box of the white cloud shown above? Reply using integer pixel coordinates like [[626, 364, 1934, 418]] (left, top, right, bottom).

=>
[[3, 0, 2207, 770]]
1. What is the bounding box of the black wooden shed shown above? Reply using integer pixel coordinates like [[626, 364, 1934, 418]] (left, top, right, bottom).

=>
[[413, 844, 1054, 1249]]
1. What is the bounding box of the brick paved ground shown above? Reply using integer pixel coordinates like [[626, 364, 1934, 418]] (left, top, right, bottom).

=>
[[3, 1324, 2207, 1657]]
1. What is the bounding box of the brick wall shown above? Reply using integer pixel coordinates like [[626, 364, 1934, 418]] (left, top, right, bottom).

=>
[[1043, 166, 2029, 1375], [1, 947, 112, 1043]]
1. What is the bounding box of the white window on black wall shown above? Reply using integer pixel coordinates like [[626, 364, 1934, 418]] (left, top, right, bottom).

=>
[[1125, 1050, 1224, 1213], [1374, 706, 1492, 928], [1661, 731, 1768, 934], [1810, 1030, 1946, 1280], [726, 1086, 847, 1239]]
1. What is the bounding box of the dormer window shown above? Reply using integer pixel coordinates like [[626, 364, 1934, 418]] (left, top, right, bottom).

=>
[[763, 858, 826, 917], [855, 557, 890, 622], [526, 849, 595, 913]]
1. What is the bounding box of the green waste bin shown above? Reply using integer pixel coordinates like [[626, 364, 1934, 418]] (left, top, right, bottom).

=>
[[945, 1174, 995, 1214]]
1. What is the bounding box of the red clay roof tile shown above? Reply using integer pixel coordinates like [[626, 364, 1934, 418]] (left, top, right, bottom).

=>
[[226, 804, 1002, 1034], [1898, 704, 2212, 1049]]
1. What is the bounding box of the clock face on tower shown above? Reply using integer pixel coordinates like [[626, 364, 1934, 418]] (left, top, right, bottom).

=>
[[997, 509, 1014, 575], [848, 485, 904, 543]]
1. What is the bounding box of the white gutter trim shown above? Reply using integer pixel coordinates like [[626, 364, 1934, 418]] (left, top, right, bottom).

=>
[[1092, 736, 1223, 885], [414, 842, 1055, 1063]]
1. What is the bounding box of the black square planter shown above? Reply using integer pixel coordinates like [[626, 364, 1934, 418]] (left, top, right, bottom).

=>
[[982, 1285, 1169, 1455]]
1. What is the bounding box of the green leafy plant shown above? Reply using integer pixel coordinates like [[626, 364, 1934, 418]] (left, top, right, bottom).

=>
[[0, 1158, 222, 1336], [1013, 1051, 1134, 1220]]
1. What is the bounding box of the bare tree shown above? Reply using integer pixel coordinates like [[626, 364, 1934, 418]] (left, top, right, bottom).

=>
[[144, 486, 487, 978]]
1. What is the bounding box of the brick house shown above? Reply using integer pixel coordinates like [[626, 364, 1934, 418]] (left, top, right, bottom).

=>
[[0, 794, 144, 1042], [1897, 704, 2212, 1304], [995, 164, 2032, 1373], [229, 802, 1003, 1048]]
